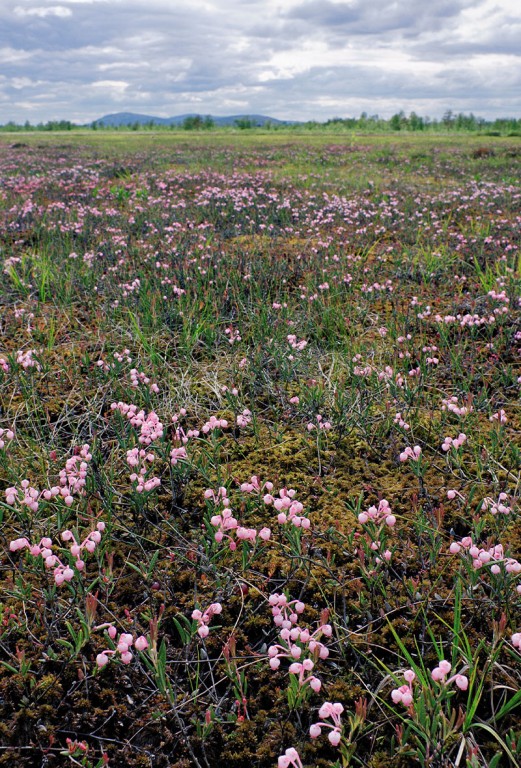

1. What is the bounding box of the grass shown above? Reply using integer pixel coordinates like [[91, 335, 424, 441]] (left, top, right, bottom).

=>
[[0, 131, 520, 768]]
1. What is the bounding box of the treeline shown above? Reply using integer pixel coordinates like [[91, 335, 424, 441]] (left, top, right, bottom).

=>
[[1, 112, 520, 135], [317, 111, 521, 135], [0, 119, 76, 132]]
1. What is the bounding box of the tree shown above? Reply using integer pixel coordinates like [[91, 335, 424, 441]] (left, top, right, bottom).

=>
[[235, 117, 254, 129], [390, 112, 407, 131], [442, 110, 455, 129], [183, 115, 204, 130], [409, 112, 424, 131]]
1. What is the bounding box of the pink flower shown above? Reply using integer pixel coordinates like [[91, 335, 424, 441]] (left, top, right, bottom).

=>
[[391, 685, 413, 706], [400, 445, 422, 462], [329, 729, 341, 746], [278, 747, 303, 768], [9, 537, 29, 551], [453, 674, 468, 690], [135, 635, 148, 652], [391, 669, 416, 707], [62, 567, 75, 582], [310, 701, 343, 746], [431, 659, 451, 681], [192, 602, 222, 638]]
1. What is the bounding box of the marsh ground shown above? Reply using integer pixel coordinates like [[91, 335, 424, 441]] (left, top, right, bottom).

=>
[[0, 131, 520, 768]]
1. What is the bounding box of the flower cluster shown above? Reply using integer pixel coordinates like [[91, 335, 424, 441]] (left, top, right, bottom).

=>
[[490, 409, 507, 424], [113, 347, 132, 364], [0, 427, 14, 450], [110, 402, 164, 445], [449, 537, 521, 591], [441, 433, 467, 452], [287, 334, 307, 351], [431, 659, 468, 689], [394, 412, 410, 430], [96, 347, 132, 371], [5, 480, 42, 513], [399, 445, 422, 462], [15, 348, 41, 371], [130, 368, 160, 394], [391, 663, 468, 709], [267, 593, 331, 693], [224, 326, 242, 344], [126, 448, 161, 493], [422, 344, 439, 365], [170, 445, 188, 465], [201, 415, 228, 433], [239, 475, 272, 494], [391, 669, 416, 706], [306, 414, 332, 431], [287, 659, 322, 692], [58, 444, 92, 503], [236, 408, 252, 428], [10, 522, 105, 586], [356, 499, 395, 566], [481, 493, 514, 516], [277, 748, 303, 768], [96, 625, 148, 667], [358, 498, 396, 528], [169, 410, 194, 465], [192, 602, 222, 638], [263, 486, 310, 528], [205, 485, 271, 550], [310, 701, 344, 746], [171, 418, 199, 446], [441, 396, 473, 417]]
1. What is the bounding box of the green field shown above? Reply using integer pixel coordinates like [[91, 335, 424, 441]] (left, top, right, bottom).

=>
[[0, 132, 520, 768]]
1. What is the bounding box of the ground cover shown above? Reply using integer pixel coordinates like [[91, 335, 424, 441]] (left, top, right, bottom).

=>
[[0, 132, 520, 767]]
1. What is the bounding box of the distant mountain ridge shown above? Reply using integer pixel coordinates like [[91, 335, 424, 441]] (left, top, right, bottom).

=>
[[92, 112, 294, 127]]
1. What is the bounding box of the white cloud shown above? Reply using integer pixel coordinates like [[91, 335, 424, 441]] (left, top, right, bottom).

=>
[[0, 46, 34, 63], [91, 79, 129, 89], [11, 76, 44, 88], [14, 5, 72, 17]]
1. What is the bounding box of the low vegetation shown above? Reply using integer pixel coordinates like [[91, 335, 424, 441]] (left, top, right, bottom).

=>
[[0, 132, 520, 767]]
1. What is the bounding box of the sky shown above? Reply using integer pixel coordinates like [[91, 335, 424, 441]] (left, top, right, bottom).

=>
[[1, 0, 520, 124]]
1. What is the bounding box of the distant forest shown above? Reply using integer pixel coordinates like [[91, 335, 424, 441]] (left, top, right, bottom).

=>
[[1, 111, 520, 135]]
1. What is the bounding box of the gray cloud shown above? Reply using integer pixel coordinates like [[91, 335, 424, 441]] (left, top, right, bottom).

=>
[[0, 0, 519, 123], [284, 0, 476, 37]]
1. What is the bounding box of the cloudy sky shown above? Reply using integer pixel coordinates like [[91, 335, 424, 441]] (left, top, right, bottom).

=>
[[1, 0, 520, 124]]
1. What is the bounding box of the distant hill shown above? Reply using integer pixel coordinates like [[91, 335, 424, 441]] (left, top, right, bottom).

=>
[[92, 112, 295, 127]]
